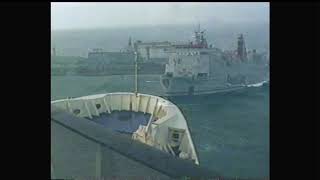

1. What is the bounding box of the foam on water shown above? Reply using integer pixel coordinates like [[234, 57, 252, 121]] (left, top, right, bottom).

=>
[[246, 80, 269, 87]]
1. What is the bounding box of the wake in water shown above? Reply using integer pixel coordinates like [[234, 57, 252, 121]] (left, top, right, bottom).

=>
[[246, 80, 269, 88]]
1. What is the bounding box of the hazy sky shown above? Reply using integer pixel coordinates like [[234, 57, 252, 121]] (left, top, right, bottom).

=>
[[51, 2, 269, 30]]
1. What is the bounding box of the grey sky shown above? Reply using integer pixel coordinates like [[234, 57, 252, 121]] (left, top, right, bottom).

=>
[[51, 2, 269, 30]]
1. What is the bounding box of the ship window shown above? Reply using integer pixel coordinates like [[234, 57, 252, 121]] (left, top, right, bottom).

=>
[[172, 133, 179, 139], [96, 104, 101, 109], [197, 73, 208, 78], [168, 128, 185, 144], [73, 109, 80, 115], [178, 59, 181, 64], [172, 132, 179, 141]]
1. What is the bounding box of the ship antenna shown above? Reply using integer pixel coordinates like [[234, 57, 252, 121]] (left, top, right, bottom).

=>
[[134, 51, 138, 96], [52, 44, 56, 57]]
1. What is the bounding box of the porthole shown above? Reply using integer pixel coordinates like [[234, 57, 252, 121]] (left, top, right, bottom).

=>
[[172, 133, 179, 142], [96, 104, 101, 109], [172, 133, 179, 139]]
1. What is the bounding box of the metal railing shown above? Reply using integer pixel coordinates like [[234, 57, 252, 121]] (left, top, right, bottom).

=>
[[51, 105, 218, 180]]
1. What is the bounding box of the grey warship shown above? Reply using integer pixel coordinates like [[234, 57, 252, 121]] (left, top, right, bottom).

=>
[[160, 25, 269, 96], [62, 24, 269, 96]]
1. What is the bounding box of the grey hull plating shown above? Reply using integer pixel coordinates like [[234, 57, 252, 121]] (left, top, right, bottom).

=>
[[161, 59, 269, 96]]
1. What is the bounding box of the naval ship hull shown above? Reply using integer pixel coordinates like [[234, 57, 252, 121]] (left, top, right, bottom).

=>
[[161, 60, 269, 96]]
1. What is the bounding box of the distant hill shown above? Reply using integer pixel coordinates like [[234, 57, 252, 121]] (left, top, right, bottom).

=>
[[51, 22, 269, 57]]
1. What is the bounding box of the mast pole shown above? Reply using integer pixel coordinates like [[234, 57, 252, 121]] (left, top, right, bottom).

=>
[[134, 51, 138, 96]]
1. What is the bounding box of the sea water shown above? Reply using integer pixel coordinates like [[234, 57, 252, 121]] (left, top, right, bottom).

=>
[[51, 75, 269, 179]]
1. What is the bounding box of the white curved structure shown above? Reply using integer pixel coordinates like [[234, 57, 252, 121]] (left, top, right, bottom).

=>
[[51, 92, 199, 165]]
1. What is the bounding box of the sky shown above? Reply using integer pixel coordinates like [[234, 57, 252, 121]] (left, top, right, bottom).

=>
[[51, 2, 269, 30]]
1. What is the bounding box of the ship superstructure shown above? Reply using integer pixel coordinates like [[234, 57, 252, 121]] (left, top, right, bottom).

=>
[[76, 23, 268, 96], [160, 25, 269, 96]]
